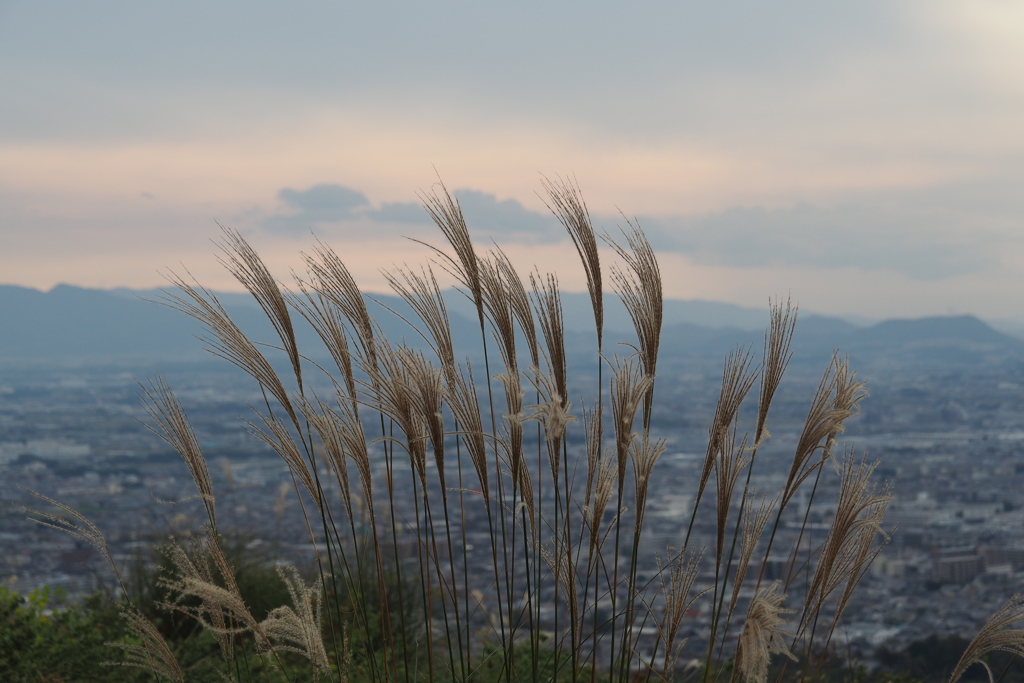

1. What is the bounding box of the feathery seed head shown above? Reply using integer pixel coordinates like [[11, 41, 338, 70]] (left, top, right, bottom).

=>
[[216, 226, 303, 389], [303, 239, 378, 367], [260, 566, 330, 678], [757, 297, 797, 444], [737, 582, 795, 683], [141, 377, 216, 530], [108, 605, 185, 682], [610, 354, 655, 488], [542, 174, 604, 347], [950, 593, 1024, 683], [605, 220, 662, 422]]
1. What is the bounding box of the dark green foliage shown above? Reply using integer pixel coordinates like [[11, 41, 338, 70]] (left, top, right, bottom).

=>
[[875, 634, 1024, 683], [0, 586, 141, 682]]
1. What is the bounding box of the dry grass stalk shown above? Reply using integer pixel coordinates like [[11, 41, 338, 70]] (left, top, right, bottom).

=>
[[260, 565, 331, 679], [605, 220, 663, 418], [22, 489, 125, 592], [249, 412, 322, 514], [140, 377, 217, 529], [495, 246, 539, 367], [541, 541, 581, 655], [756, 298, 797, 444], [585, 452, 617, 554], [582, 403, 602, 509], [217, 226, 304, 388], [384, 265, 456, 375], [542, 174, 603, 347], [445, 362, 490, 499], [479, 253, 517, 372], [657, 549, 704, 677], [420, 180, 483, 311], [299, 396, 356, 520], [727, 494, 778, 626], [632, 435, 667, 534], [782, 354, 866, 511], [801, 454, 892, 627], [303, 239, 378, 367], [480, 253, 529, 489], [531, 270, 568, 406], [735, 581, 794, 683], [950, 593, 1024, 683], [162, 275, 300, 430], [368, 340, 428, 487], [609, 354, 655, 490], [698, 348, 757, 507], [528, 365, 576, 483], [714, 429, 752, 563], [405, 349, 448, 490], [107, 605, 185, 683], [291, 283, 358, 402], [161, 531, 267, 649]]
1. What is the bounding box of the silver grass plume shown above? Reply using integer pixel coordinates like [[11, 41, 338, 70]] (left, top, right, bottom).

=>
[[160, 530, 268, 651], [657, 549, 703, 677], [107, 605, 184, 682], [802, 453, 891, 627], [756, 297, 797, 445], [162, 275, 299, 431], [950, 594, 1024, 683], [582, 402, 602, 509], [782, 354, 866, 511], [585, 452, 617, 555], [384, 264, 456, 376], [632, 435, 666, 534], [697, 348, 757, 509], [605, 220, 662, 422], [531, 269, 568, 408], [727, 494, 778, 626], [735, 581, 794, 683], [528, 365, 576, 483], [303, 239, 378, 368], [715, 429, 752, 564], [609, 354, 654, 491], [405, 349, 448, 491], [542, 174, 603, 348], [495, 246, 539, 368], [249, 411, 322, 514], [480, 253, 527, 490], [299, 396, 356, 520], [140, 377, 217, 529], [446, 362, 490, 499], [260, 565, 331, 679], [22, 489, 126, 595], [290, 282, 358, 404], [420, 179, 483, 314], [367, 339, 428, 487], [217, 226, 303, 389]]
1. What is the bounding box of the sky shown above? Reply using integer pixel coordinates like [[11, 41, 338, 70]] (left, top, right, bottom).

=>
[[2, 1, 1024, 323]]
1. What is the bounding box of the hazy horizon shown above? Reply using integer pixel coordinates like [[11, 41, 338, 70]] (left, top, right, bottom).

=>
[[3, 2, 1024, 323]]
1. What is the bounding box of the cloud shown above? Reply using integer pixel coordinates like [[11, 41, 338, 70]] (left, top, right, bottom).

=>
[[263, 184, 560, 242], [643, 200, 994, 280], [368, 190, 560, 243], [264, 184, 370, 233], [449, 189, 559, 243]]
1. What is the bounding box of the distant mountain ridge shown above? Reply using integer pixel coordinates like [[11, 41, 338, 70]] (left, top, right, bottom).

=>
[[1, 284, 1021, 370]]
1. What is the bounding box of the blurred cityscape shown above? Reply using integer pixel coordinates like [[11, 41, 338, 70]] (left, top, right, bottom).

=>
[[4, 288, 1024, 666]]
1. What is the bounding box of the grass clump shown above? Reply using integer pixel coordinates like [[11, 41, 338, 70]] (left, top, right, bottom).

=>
[[19, 178, 1022, 682]]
